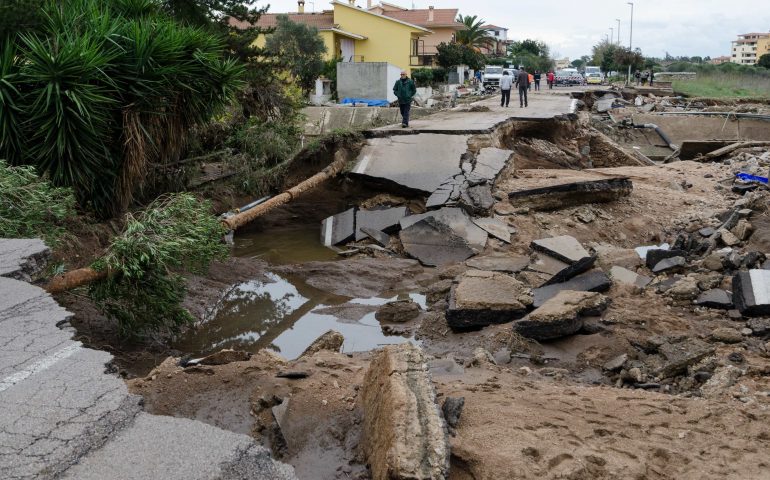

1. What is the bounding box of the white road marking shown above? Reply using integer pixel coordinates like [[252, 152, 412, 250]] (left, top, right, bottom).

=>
[[750, 269, 770, 305], [323, 217, 334, 246], [354, 154, 371, 174], [0, 343, 82, 393]]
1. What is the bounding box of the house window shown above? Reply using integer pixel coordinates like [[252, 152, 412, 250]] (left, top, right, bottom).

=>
[[412, 39, 419, 56]]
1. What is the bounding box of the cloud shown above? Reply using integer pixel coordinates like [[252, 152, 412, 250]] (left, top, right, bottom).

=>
[[263, 0, 770, 59]]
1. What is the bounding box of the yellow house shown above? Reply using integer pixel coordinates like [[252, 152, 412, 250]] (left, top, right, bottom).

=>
[[758, 37, 770, 63], [237, 0, 432, 74], [368, 3, 464, 68]]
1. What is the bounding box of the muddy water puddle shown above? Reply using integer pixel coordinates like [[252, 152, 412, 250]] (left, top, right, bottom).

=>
[[176, 270, 424, 360], [233, 225, 339, 265]]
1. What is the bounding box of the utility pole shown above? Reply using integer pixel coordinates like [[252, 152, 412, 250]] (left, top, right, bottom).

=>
[[627, 2, 634, 85], [616, 18, 621, 45], [610, 28, 614, 45]]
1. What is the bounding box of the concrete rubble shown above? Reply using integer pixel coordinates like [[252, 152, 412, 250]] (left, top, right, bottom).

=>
[[361, 344, 449, 480], [508, 177, 633, 211], [447, 271, 532, 329], [514, 290, 609, 340]]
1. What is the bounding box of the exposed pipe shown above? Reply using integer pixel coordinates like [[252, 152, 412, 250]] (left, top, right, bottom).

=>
[[656, 111, 770, 121], [222, 149, 351, 231], [633, 123, 678, 151]]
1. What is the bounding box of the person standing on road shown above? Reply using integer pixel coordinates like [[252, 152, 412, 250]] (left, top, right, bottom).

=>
[[641, 70, 649, 86], [516, 67, 529, 108], [533, 70, 541, 91], [499, 70, 513, 107], [547, 70, 555, 89], [648, 69, 654, 86], [393, 70, 416, 128], [527, 72, 534, 91], [634, 69, 641, 86]]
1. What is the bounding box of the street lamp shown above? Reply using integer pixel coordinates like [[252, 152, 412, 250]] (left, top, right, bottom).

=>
[[627, 2, 634, 85], [616, 18, 621, 45]]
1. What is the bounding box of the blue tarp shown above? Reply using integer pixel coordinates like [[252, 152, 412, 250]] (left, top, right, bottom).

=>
[[736, 172, 768, 184], [340, 98, 390, 107]]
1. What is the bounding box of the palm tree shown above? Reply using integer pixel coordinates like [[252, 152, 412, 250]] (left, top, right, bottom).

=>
[[455, 14, 494, 51]]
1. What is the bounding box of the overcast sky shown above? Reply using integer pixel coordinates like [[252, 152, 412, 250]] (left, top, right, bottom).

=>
[[259, 0, 770, 60]]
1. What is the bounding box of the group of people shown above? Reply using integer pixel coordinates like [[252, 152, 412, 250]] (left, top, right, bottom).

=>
[[634, 69, 655, 86], [498, 68, 532, 108], [392, 67, 559, 127]]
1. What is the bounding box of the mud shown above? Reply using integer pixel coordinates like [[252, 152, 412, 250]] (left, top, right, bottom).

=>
[[62, 91, 770, 479]]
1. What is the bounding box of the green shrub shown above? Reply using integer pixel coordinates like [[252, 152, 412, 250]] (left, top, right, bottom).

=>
[[411, 68, 434, 87], [90, 193, 228, 337], [0, 160, 76, 245]]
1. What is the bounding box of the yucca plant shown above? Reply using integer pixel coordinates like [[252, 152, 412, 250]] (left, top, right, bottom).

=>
[[1, 0, 244, 217], [0, 42, 24, 165]]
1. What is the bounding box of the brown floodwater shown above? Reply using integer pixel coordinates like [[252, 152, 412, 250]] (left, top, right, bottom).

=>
[[174, 227, 423, 360]]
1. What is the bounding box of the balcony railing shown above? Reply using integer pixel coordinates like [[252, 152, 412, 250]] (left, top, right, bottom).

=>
[[409, 55, 435, 67]]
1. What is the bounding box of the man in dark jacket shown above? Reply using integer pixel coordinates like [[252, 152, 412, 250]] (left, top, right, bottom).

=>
[[393, 71, 417, 128], [516, 68, 529, 108]]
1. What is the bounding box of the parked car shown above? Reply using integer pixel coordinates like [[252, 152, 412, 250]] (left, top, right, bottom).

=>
[[586, 72, 602, 85], [482, 66, 518, 89], [554, 70, 584, 86]]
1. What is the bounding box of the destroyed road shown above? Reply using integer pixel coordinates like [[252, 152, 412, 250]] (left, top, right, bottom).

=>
[[4, 84, 770, 479]]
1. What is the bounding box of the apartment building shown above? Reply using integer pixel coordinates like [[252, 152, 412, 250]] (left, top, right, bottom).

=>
[[731, 32, 770, 65]]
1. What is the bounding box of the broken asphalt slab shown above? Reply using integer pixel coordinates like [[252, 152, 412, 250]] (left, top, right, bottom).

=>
[[446, 272, 532, 330], [399, 217, 475, 267], [0, 240, 296, 480], [0, 238, 50, 281], [508, 177, 632, 211], [531, 236, 591, 264], [465, 253, 529, 273], [513, 290, 609, 341], [532, 269, 612, 308], [320, 208, 356, 247], [355, 206, 409, 241], [351, 134, 470, 194], [400, 207, 487, 252], [733, 270, 770, 316], [471, 216, 511, 243]]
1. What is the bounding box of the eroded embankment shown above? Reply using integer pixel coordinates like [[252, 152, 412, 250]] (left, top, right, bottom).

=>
[[120, 96, 770, 479]]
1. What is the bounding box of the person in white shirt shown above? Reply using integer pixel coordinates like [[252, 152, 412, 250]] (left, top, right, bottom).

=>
[[499, 71, 513, 107]]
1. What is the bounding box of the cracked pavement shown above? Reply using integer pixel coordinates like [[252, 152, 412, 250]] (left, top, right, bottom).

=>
[[0, 239, 296, 479]]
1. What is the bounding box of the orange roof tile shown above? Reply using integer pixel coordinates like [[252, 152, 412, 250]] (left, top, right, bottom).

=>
[[229, 12, 335, 30], [378, 8, 462, 28]]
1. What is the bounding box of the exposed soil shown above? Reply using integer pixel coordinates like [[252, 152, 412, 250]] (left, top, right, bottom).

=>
[[59, 93, 770, 479]]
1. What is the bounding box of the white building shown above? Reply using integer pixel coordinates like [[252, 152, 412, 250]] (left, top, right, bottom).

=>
[[731, 32, 770, 65]]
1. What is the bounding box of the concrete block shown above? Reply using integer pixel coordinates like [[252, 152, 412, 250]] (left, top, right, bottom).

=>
[[446, 273, 532, 330], [361, 344, 449, 480], [733, 270, 770, 316], [514, 290, 608, 341], [320, 208, 356, 247]]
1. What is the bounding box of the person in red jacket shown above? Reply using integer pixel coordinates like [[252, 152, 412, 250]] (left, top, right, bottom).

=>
[[547, 70, 555, 89]]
